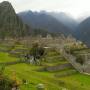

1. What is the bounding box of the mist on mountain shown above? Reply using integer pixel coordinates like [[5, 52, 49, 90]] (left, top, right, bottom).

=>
[[18, 10, 75, 36]]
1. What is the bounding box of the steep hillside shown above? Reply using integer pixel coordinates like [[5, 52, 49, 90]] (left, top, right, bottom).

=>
[[0, 1, 29, 38], [48, 12, 78, 31], [18, 11, 73, 36], [75, 17, 90, 46]]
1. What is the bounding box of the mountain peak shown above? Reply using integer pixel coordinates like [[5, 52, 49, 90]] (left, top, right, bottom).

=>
[[0, 1, 29, 38], [18, 10, 73, 36], [0, 1, 15, 13], [0, 1, 11, 6]]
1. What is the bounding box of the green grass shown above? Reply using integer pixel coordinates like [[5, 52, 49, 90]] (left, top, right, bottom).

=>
[[5, 64, 63, 90], [59, 73, 90, 90], [4, 63, 90, 90], [0, 44, 90, 90], [0, 52, 18, 63], [43, 53, 68, 66]]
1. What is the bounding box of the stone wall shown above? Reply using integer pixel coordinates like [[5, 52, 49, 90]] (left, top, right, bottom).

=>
[[45, 63, 73, 72]]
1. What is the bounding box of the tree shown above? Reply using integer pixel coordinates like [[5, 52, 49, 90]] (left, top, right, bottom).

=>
[[30, 43, 45, 64]]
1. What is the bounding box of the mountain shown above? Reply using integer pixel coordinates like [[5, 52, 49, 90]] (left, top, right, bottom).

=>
[[48, 12, 78, 31], [0, 1, 29, 38], [18, 11, 73, 36], [75, 17, 90, 46]]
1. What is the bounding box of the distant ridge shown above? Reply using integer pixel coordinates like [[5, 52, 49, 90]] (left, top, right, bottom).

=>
[[75, 17, 90, 46], [47, 12, 78, 31], [18, 10, 73, 36]]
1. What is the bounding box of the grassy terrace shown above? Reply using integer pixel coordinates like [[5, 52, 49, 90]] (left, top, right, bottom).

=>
[[5, 64, 62, 90], [0, 44, 90, 90], [0, 52, 18, 63], [4, 64, 90, 90], [59, 73, 90, 90]]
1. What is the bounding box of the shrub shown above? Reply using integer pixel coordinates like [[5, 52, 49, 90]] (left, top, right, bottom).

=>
[[76, 56, 84, 65]]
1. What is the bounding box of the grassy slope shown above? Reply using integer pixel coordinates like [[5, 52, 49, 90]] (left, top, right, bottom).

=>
[[0, 52, 18, 63], [59, 73, 90, 90], [0, 49, 90, 90], [4, 64, 90, 90], [5, 64, 63, 90]]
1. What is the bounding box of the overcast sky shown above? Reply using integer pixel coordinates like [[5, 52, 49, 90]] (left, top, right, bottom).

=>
[[0, 0, 90, 19]]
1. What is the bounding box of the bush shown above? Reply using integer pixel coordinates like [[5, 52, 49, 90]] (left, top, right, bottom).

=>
[[0, 65, 12, 90], [76, 56, 84, 65], [30, 43, 45, 64], [0, 76, 12, 90]]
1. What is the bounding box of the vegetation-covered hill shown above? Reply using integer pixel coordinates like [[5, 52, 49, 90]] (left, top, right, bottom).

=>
[[75, 17, 90, 46], [0, 1, 29, 38]]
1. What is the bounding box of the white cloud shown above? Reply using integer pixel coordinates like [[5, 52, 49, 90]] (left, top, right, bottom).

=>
[[0, 0, 90, 18]]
